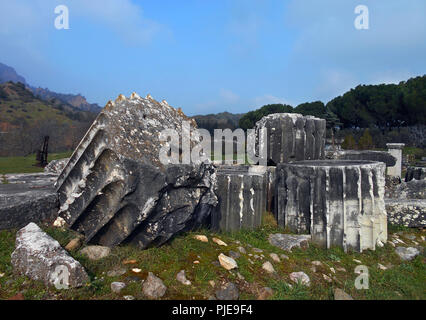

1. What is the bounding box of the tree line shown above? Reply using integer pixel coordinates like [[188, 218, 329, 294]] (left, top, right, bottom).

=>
[[239, 75, 426, 131]]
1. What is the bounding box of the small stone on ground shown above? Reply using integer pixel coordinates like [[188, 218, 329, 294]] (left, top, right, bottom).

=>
[[218, 253, 238, 270], [142, 272, 167, 299], [289, 272, 310, 287], [215, 282, 239, 300], [334, 288, 353, 300]]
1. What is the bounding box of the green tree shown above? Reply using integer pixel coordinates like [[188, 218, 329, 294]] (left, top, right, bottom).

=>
[[239, 104, 294, 130], [358, 128, 374, 150], [341, 134, 357, 150]]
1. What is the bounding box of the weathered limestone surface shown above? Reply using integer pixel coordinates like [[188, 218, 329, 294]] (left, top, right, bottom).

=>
[[44, 158, 70, 174], [11, 223, 89, 287], [55, 93, 218, 249], [386, 179, 426, 200], [386, 143, 404, 178], [405, 167, 426, 182], [255, 113, 326, 166], [268, 233, 311, 252], [386, 199, 426, 228], [275, 160, 387, 252], [211, 165, 266, 232], [327, 150, 396, 167], [0, 173, 58, 230]]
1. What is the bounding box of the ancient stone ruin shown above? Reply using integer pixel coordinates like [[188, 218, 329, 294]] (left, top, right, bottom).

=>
[[4, 95, 424, 257], [55, 93, 218, 249], [255, 113, 326, 165], [211, 165, 267, 232], [275, 160, 387, 252]]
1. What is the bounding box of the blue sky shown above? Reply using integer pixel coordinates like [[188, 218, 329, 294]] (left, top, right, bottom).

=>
[[0, 0, 425, 115]]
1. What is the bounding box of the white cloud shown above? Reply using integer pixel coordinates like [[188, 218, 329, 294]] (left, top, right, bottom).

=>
[[70, 0, 165, 46]]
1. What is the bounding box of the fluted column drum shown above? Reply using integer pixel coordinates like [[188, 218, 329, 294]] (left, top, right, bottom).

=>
[[275, 160, 387, 252]]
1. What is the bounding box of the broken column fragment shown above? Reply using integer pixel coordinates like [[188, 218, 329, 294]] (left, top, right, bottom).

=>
[[255, 113, 326, 166], [55, 93, 218, 249], [11, 223, 89, 288], [211, 165, 267, 232], [275, 160, 387, 252]]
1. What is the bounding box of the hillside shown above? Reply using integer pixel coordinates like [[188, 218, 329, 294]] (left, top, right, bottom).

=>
[[0, 62, 102, 113], [0, 82, 96, 126], [0, 63, 27, 85], [30, 87, 102, 113], [0, 82, 97, 156]]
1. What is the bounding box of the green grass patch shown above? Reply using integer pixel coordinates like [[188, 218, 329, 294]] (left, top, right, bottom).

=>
[[0, 222, 424, 300], [0, 151, 72, 174]]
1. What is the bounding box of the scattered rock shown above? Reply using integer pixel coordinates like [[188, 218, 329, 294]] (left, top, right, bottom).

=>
[[334, 288, 353, 300], [388, 241, 396, 247], [194, 235, 208, 242], [193, 260, 200, 264], [111, 282, 126, 294], [270, 253, 281, 263], [215, 282, 239, 300], [330, 267, 336, 274], [395, 247, 420, 261], [353, 259, 362, 264], [310, 266, 317, 273], [80, 246, 111, 261], [53, 217, 66, 228], [406, 234, 416, 240], [262, 261, 275, 273], [131, 268, 142, 273], [218, 253, 238, 270], [322, 274, 332, 283], [122, 259, 137, 265], [257, 287, 274, 300], [209, 280, 215, 287], [312, 261, 322, 266], [237, 246, 246, 254], [213, 238, 228, 246], [176, 270, 191, 286], [65, 237, 83, 251], [248, 259, 254, 265], [123, 295, 135, 300], [377, 263, 387, 270], [280, 254, 289, 260], [44, 158, 69, 174], [252, 248, 263, 253], [268, 234, 310, 252], [107, 268, 127, 277], [336, 267, 346, 272], [142, 272, 167, 299], [289, 272, 310, 287], [228, 250, 241, 260], [0, 272, 4, 278], [11, 223, 89, 288]]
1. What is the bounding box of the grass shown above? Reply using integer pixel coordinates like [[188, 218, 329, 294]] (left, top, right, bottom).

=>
[[0, 151, 72, 175], [0, 219, 424, 300]]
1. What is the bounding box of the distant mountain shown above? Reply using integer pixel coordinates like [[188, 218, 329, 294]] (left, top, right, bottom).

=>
[[0, 62, 27, 85], [192, 111, 244, 134], [0, 81, 97, 156], [30, 87, 102, 113], [0, 62, 102, 113], [0, 82, 97, 128]]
